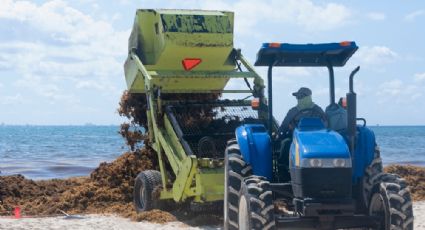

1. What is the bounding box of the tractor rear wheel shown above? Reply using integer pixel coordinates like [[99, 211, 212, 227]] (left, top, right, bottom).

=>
[[224, 139, 252, 230], [238, 176, 275, 230], [368, 173, 414, 230], [133, 170, 162, 212]]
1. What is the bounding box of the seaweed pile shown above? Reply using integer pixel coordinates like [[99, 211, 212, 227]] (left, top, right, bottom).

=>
[[0, 149, 176, 223], [2, 162, 423, 222], [385, 164, 425, 201]]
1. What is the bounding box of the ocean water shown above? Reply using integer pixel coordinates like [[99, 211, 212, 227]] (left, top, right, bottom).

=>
[[370, 126, 425, 166], [0, 125, 424, 180], [0, 125, 125, 180]]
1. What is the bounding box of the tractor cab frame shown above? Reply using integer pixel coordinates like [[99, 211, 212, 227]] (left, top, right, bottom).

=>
[[255, 41, 358, 140]]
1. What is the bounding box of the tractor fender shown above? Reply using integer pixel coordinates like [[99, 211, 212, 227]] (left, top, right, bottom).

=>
[[352, 126, 376, 182], [235, 124, 273, 181]]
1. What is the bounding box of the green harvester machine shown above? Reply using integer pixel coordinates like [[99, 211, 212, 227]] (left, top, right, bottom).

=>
[[124, 9, 267, 211]]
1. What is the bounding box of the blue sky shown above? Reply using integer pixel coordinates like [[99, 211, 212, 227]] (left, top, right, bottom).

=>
[[0, 0, 424, 125]]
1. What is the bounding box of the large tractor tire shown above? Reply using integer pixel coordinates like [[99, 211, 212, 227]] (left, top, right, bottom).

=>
[[362, 156, 383, 209], [224, 139, 253, 230], [133, 170, 162, 212], [238, 176, 275, 230], [368, 173, 414, 230]]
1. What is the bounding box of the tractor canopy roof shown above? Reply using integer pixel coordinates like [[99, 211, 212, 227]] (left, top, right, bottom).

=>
[[254, 41, 358, 67]]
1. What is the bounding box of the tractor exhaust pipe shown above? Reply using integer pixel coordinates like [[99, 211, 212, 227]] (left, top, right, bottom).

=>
[[347, 66, 360, 153]]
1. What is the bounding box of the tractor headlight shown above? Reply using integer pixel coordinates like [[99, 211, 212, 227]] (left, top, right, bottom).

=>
[[301, 158, 351, 168], [333, 158, 347, 167], [309, 159, 323, 167]]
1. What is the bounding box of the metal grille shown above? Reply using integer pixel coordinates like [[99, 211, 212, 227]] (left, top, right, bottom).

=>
[[166, 102, 260, 158]]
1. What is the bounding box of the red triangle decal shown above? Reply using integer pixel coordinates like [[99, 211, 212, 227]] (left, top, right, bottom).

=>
[[182, 58, 202, 71]]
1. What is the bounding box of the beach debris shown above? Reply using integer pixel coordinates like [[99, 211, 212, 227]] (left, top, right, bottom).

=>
[[117, 91, 148, 151], [59, 210, 85, 220], [118, 123, 145, 151], [14, 207, 20, 219], [130, 209, 176, 223], [118, 91, 148, 130], [0, 148, 174, 223], [385, 164, 425, 201]]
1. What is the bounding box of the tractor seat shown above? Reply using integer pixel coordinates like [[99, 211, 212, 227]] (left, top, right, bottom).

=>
[[325, 103, 347, 132]]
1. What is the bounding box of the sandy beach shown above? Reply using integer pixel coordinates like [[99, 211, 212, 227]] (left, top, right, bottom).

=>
[[0, 201, 423, 230], [414, 201, 425, 230], [0, 214, 220, 230]]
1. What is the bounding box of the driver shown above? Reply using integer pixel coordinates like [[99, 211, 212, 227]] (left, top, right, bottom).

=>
[[277, 87, 327, 138]]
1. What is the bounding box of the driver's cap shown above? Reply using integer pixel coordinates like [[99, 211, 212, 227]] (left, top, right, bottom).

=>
[[292, 87, 312, 99]]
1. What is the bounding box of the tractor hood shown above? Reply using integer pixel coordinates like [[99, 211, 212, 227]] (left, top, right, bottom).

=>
[[293, 129, 350, 159]]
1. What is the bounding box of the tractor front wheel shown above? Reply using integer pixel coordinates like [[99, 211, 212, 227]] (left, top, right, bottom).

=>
[[368, 173, 414, 230], [238, 176, 275, 230], [133, 170, 162, 212], [224, 139, 252, 230]]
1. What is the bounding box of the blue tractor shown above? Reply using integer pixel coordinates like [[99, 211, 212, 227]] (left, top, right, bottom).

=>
[[223, 42, 414, 229]]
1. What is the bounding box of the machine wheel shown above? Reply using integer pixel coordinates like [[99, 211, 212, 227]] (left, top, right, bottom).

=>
[[362, 150, 383, 209], [368, 173, 414, 230], [238, 176, 275, 230], [133, 170, 162, 212], [224, 139, 252, 230]]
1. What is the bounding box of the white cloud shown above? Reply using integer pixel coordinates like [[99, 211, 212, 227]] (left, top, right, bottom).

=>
[[0, 0, 128, 100], [354, 46, 398, 66], [377, 79, 422, 103], [405, 10, 425, 21], [367, 12, 386, 21], [14, 74, 76, 103], [378, 79, 403, 96], [75, 80, 116, 92], [0, 0, 128, 57], [0, 94, 24, 105], [315, 87, 343, 97], [0, 0, 125, 44], [414, 72, 425, 82], [118, 0, 131, 5]]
